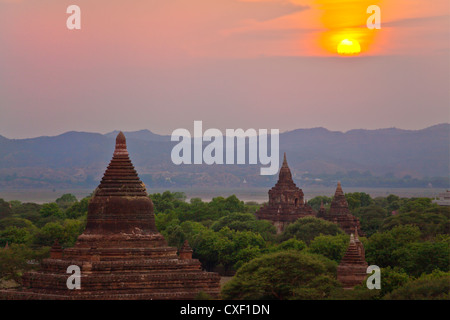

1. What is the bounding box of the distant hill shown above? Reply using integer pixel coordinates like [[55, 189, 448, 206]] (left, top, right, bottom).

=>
[[104, 129, 169, 142], [0, 124, 448, 189]]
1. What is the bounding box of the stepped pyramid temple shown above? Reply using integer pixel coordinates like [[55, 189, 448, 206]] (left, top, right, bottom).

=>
[[255, 153, 315, 233], [322, 182, 364, 236], [0, 132, 220, 300], [337, 229, 368, 289]]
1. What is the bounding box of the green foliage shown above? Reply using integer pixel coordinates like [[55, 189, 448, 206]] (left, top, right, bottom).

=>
[[396, 240, 450, 277], [0, 199, 12, 219], [308, 234, 349, 262], [380, 267, 410, 296], [398, 197, 437, 213], [307, 196, 332, 212], [0, 190, 449, 300], [33, 219, 84, 247], [384, 274, 450, 300], [0, 217, 36, 231], [345, 192, 373, 211], [279, 217, 344, 244], [0, 226, 33, 245], [329, 284, 381, 300], [55, 194, 78, 209], [366, 225, 449, 277], [353, 205, 390, 236], [0, 244, 49, 282], [274, 239, 307, 252], [40, 203, 65, 219], [382, 208, 450, 239], [221, 251, 337, 300], [365, 225, 422, 267], [65, 197, 90, 219], [10, 202, 42, 223], [210, 212, 276, 241]]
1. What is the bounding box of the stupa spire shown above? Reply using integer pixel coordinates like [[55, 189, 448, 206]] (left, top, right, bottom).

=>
[[276, 152, 294, 185], [113, 131, 129, 156], [354, 226, 359, 241], [335, 181, 344, 196], [95, 132, 146, 197], [282, 152, 288, 167]]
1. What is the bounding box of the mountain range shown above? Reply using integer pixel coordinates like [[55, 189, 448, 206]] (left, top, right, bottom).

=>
[[0, 124, 448, 190]]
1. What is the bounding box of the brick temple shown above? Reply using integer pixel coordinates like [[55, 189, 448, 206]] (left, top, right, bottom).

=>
[[337, 229, 368, 288], [256, 154, 362, 236], [255, 153, 315, 233], [0, 132, 220, 300], [322, 182, 364, 236]]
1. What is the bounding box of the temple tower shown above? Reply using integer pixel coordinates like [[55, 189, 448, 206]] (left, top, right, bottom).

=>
[[322, 182, 363, 236], [337, 233, 368, 289], [255, 153, 315, 233]]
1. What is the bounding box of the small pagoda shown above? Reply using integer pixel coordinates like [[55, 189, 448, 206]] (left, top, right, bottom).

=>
[[0, 132, 220, 300], [255, 153, 315, 233], [321, 182, 363, 236], [337, 229, 368, 289]]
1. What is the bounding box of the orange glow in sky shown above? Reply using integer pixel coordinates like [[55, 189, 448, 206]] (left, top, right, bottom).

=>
[[314, 0, 383, 56]]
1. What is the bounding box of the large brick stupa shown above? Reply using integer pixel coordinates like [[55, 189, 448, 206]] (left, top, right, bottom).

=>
[[0, 132, 220, 300]]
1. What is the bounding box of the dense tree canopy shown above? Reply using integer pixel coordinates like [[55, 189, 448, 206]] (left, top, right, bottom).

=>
[[0, 191, 448, 300], [221, 251, 338, 300], [279, 217, 345, 244]]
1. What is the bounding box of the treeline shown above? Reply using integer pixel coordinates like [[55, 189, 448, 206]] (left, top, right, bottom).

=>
[[2, 169, 449, 189], [0, 191, 449, 299], [302, 170, 449, 188]]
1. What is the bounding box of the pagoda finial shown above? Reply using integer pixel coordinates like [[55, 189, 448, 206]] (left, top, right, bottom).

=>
[[350, 233, 355, 244], [354, 226, 359, 241], [320, 200, 324, 209], [282, 152, 288, 167], [4, 241, 9, 250], [335, 181, 344, 196], [179, 240, 193, 260], [114, 131, 129, 156]]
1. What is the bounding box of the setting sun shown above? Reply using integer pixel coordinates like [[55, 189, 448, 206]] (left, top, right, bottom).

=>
[[337, 39, 361, 55]]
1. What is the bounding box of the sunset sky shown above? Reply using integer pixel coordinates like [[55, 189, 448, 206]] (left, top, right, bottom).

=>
[[0, 0, 449, 138]]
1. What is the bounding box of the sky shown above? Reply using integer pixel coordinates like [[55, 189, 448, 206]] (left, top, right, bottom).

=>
[[0, 0, 449, 139]]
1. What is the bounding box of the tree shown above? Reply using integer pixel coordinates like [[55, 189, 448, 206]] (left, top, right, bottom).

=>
[[279, 217, 344, 244], [345, 192, 373, 211], [307, 196, 332, 212], [221, 251, 337, 300], [379, 267, 410, 296], [33, 222, 66, 247], [65, 197, 90, 219], [0, 244, 49, 282], [210, 212, 276, 241], [191, 229, 221, 271], [39, 203, 65, 219], [365, 225, 422, 267], [308, 234, 349, 262], [216, 227, 266, 272], [0, 226, 33, 245], [274, 238, 307, 252], [384, 274, 450, 300], [0, 199, 12, 219], [10, 202, 41, 223], [382, 209, 449, 239], [397, 240, 450, 277], [353, 205, 390, 236], [55, 194, 78, 210]]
